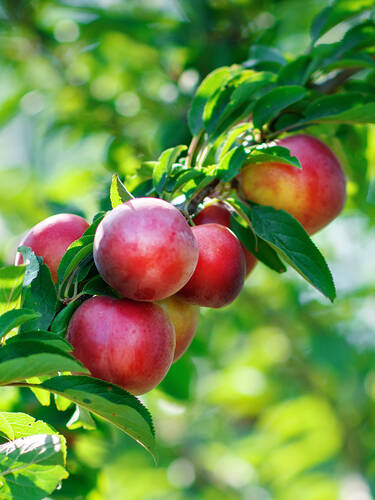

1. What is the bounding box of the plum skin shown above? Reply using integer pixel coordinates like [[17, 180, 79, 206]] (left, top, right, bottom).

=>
[[15, 213, 89, 282], [158, 295, 200, 361], [93, 197, 199, 301], [238, 134, 346, 234], [67, 295, 176, 395], [178, 223, 246, 308], [194, 202, 257, 276]]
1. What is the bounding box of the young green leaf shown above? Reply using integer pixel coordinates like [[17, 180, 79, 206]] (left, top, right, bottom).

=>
[[249, 205, 336, 301], [37, 375, 156, 459], [253, 85, 306, 129], [0, 266, 25, 315], [0, 309, 41, 342], [153, 145, 187, 195], [110, 173, 134, 208], [0, 433, 68, 500], [0, 341, 88, 385]]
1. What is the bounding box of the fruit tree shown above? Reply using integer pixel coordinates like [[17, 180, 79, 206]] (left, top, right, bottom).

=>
[[1, 1, 375, 498]]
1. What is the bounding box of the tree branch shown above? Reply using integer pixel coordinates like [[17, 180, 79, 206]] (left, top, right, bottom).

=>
[[311, 67, 362, 94]]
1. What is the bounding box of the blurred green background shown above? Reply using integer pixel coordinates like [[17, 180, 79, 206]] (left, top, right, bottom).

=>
[[1, 0, 375, 499]]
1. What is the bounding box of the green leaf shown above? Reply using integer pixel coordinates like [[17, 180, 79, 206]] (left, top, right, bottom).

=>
[[230, 215, 286, 273], [57, 236, 94, 285], [0, 433, 68, 500], [169, 169, 205, 194], [0, 341, 88, 385], [0, 412, 64, 442], [50, 301, 82, 337], [0, 266, 25, 315], [203, 77, 237, 136], [82, 275, 119, 298], [247, 145, 301, 169], [188, 67, 232, 135], [303, 93, 367, 122], [153, 145, 187, 195], [67, 405, 96, 430], [277, 55, 313, 86], [209, 72, 274, 140], [20, 264, 57, 332], [37, 376, 156, 459], [26, 377, 51, 407], [110, 174, 133, 208], [54, 394, 73, 412], [5, 331, 72, 352], [250, 205, 336, 301], [0, 309, 41, 342], [253, 85, 306, 129], [217, 146, 249, 182], [341, 20, 375, 52], [307, 101, 375, 124], [16, 247, 40, 287], [310, 2, 375, 42], [219, 123, 252, 161], [244, 45, 286, 72]]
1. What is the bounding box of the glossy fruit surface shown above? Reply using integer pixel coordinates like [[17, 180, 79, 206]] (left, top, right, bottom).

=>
[[179, 223, 245, 308], [15, 213, 89, 282], [93, 197, 199, 301], [238, 134, 346, 234], [194, 203, 257, 276], [159, 295, 200, 361], [67, 295, 175, 395]]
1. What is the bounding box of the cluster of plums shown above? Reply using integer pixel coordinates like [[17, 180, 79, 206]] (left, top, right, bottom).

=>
[[15, 134, 346, 395]]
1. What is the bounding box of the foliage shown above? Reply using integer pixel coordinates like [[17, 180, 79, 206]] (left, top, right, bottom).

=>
[[1, 0, 375, 499]]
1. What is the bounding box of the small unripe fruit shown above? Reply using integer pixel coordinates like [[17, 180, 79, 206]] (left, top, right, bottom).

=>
[[93, 197, 199, 301], [238, 134, 346, 234], [179, 223, 245, 308], [159, 296, 200, 361], [15, 213, 89, 282], [67, 296, 175, 395], [194, 203, 257, 276]]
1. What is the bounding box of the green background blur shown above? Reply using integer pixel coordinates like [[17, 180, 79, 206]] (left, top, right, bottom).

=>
[[1, 1, 375, 499]]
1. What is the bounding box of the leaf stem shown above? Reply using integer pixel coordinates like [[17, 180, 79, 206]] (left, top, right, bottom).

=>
[[186, 132, 203, 168]]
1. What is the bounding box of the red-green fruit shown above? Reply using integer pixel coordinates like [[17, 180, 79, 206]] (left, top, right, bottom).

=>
[[67, 295, 175, 395], [194, 203, 257, 276], [15, 213, 89, 282], [178, 223, 246, 308], [93, 197, 199, 301], [238, 134, 346, 234], [159, 296, 200, 361]]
